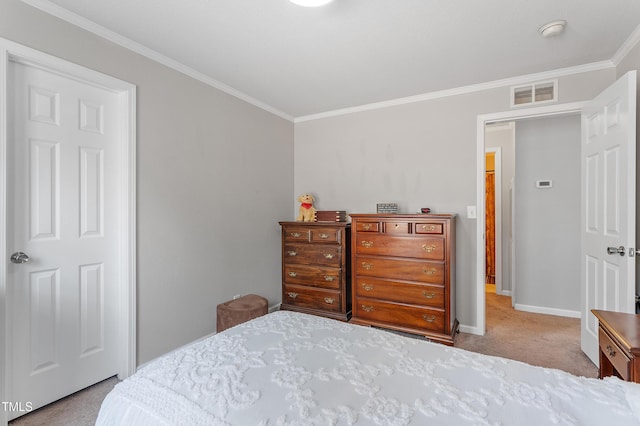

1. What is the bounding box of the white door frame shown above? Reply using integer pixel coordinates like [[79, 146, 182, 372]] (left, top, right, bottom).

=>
[[471, 102, 585, 335], [0, 38, 136, 423], [484, 146, 503, 295]]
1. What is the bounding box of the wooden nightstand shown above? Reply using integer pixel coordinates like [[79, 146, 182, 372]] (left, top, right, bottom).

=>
[[591, 309, 640, 383]]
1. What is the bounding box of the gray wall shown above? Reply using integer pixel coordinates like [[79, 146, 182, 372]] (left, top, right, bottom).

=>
[[294, 70, 616, 329], [0, 0, 294, 364], [3, 0, 635, 362], [485, 123, 515, 294], [514, 115, 581, 313], [616, 39, 640, 298]]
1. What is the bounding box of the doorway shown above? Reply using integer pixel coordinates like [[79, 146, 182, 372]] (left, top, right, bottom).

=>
[[0, 39, 137, 423], [474, 102, 585, 335], [475, 70, 637, 345]]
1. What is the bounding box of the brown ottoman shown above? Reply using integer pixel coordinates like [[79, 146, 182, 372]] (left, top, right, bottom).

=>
[[216, 294, 268, 332]]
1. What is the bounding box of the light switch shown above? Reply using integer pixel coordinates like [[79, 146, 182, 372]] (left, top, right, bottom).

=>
[[467, 205, 477, 219]]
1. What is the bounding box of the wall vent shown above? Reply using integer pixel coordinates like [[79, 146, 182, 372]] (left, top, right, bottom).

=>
[[510, 80, 557, 108]]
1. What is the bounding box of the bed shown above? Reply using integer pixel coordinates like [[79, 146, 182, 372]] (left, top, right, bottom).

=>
[[96, 311, 640, 425]]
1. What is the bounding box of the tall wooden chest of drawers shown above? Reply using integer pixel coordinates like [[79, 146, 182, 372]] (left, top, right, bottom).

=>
[[350, 214, 457, 345], [279, 222, 351, 321]]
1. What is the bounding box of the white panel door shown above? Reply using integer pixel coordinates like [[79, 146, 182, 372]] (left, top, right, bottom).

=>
[[581, 71, 636, 364], [7, 61, 120, 419]]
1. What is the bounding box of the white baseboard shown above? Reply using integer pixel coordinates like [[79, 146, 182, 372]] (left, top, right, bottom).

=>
[[514, 303, 580, 318], [496, 290, 512, 296], [268, 303, 281, 313], [458, 324, 484, 336]]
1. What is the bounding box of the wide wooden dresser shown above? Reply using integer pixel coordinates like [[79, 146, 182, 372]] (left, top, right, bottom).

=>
[[349, 214, 457, 345], [279, 222, 351, 321]]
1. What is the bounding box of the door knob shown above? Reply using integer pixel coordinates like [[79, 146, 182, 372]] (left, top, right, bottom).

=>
[[606, 246, 625, 256], [10, 252, 30, 264]]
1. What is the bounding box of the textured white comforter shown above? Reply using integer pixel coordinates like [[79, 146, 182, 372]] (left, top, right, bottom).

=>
[[97, 311, 640, 425]]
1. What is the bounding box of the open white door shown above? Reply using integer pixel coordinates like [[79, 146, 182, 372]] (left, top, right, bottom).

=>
[[581, 71, 636, 364]]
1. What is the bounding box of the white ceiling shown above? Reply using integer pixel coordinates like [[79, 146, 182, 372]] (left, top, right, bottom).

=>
[[23, 0, 640, 120]]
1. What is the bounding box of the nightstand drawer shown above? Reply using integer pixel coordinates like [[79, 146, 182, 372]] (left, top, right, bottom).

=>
[[599, 328, 631, 381]]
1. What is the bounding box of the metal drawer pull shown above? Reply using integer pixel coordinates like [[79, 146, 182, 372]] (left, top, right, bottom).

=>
[[288, 272, 297, 277], [319, 233, 329, 239], [395, 224, 400, 229], [423, 315, 436, 323], [324, 297, 335, 304], [422, 291, 436, 299], [287, 292, 298, 299], [422, 244, 437, 253], [362, 305, 374, 312], [422, 267, 436, 275], [606, 344, 616, 357], [323, 253, 335, 259], [288, 251, 297, 256], [362, 262, 373, 270], [422, 225, 436, 231], [362, 223, 372, 230], [361, 241, 374, 248], [290, 232, 301, 238], [362, 283, 374, 291], [324, 276, 335, 281]]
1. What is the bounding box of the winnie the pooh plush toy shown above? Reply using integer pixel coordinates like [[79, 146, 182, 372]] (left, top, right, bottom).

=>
[[296, 193, 316, 222]]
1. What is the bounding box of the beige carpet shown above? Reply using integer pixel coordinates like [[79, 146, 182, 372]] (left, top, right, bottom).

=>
[[456, 292, 598, 378], [8, 376, 118, 426], [9, 294, 597, 424]]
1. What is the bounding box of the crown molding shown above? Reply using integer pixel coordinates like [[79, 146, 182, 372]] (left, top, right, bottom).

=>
[[611, 23, 640, 66], [20, 0, 294, 122], [21, 0, 629, 124], [294, 60, 614, 122]]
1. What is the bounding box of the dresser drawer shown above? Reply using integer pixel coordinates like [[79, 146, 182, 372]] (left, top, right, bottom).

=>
[[355, 234, 444, 260], [355, 276, 444, 308], [284, 264, 341, 289], [284, 244, 342, 266], [284, 285, 342, 312], [415, 222, 443, 235], [355, 256, 444, 284], [283, 227, 310, 242], [310, 228, 341, 243], [599, 328, 631, 380], [354, 299, 445, 333], [384, 221, 410, 235], [356, 221, 379, 232]]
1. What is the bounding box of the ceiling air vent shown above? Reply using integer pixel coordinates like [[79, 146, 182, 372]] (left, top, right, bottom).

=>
[[510, 80, 557, 107]]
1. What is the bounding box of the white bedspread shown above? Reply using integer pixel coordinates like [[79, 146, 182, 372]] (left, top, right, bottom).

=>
[[97, 311, 640, 425]]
